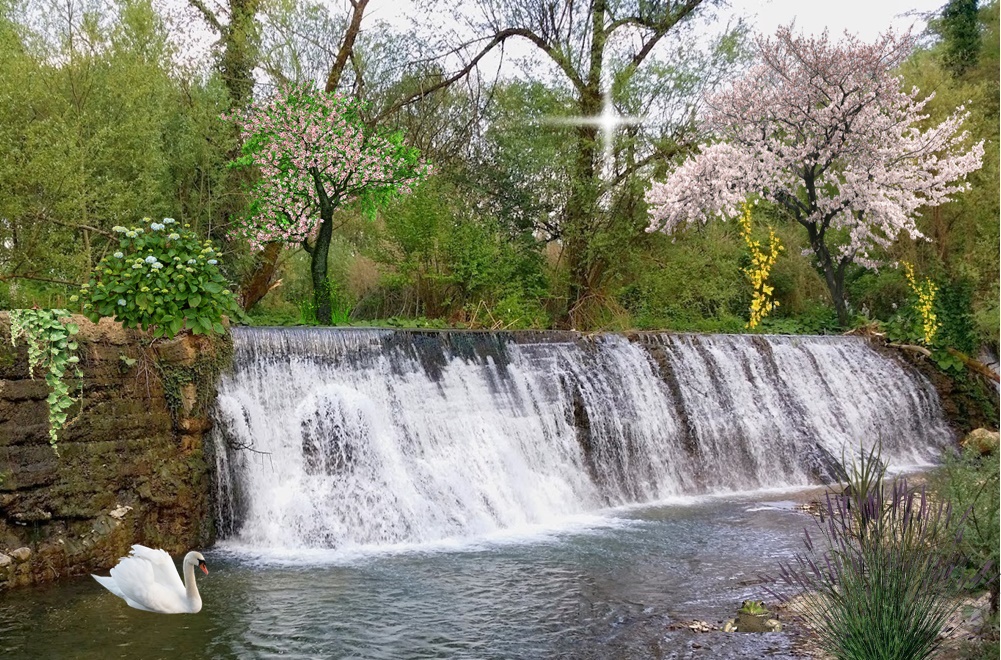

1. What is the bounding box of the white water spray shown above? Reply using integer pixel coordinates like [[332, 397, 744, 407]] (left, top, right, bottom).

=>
[[212, 330, 951, 551]]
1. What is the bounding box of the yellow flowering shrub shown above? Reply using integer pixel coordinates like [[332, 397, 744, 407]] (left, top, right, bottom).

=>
[[902, 261, 939, 345], [738, 203, 784, 329]]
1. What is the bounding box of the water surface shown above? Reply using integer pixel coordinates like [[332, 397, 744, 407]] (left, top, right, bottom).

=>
[[1, 492, 818, 659]]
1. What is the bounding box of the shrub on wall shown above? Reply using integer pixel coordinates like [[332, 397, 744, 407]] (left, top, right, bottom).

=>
[[77, 218, 243, 338]]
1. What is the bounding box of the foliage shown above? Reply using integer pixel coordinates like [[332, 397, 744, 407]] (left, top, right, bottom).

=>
[[757, 303, 840, 335], [8, 308, 81, 452], [885, 273, 981, 374], [939, 0, 984, 76], [78, 219, 244, 338], [0, 0, 240, 303], [226, 84, 430, 250], [367, 177, 551, 329], [618, 223, 749, 332], [647, 26, 985, 327], [897, 2, 999, 347], [901, 262, 940, 345], [738, 203, 784, 329], [297, 280, 354, 325], [772, 446, 992, 660], [934, 444, 1000, 609]]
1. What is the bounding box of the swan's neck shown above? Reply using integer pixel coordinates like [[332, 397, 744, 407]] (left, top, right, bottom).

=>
[[182, 561, 203, 613]]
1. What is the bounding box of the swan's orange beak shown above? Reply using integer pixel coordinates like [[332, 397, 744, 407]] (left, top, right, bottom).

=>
[[200, 562, 209, 575]]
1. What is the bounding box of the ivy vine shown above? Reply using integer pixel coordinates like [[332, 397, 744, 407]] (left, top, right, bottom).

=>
[[8, 309, 83, 453]]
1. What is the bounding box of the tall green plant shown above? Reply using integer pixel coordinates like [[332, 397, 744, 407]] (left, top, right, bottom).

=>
[[771, 446, 992, 660], [936, 444, 1001, 614], [8, 309, 82, 453]]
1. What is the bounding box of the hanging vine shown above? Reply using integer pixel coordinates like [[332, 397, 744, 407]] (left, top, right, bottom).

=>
[[8, 309, 83, 453]]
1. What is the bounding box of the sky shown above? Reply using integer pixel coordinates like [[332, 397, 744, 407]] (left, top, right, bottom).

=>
[[163, 0, 950, 82], [729, 0, 944, 41], [362, 0, 946, 41]]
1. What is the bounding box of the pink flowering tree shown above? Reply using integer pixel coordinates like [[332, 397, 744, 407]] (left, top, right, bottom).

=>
[[646, 27, 984, 327], [227, 86, 431, 324]]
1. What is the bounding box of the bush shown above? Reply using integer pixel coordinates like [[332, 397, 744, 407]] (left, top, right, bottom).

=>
[[78, 218, 244, 337], [772, 446, 992, 660], [935, 444, 1001, 613]]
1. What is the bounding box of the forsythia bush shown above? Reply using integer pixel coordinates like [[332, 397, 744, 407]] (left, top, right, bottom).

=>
[[77, 218, 243, 338], [738, 203, 783, 329], [902, 261, 939, 345]]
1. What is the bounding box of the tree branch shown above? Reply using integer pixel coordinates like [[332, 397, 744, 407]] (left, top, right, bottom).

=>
[[187, 0, 223, 33], [0, 273, 79, 287], [324, 0, 369, 93], [375, 27, 583, 123]]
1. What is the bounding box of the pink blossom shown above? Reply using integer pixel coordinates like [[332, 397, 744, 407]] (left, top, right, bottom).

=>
[[646, 26, 984, 269]]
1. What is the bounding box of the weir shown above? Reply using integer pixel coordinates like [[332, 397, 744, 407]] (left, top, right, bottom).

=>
[[211, 328, 951, 551]]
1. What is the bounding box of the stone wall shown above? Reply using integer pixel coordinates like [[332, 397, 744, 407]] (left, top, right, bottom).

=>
[[0, 314, 226, 590]]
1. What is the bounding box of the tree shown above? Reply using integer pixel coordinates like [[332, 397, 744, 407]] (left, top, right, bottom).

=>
[[227, 86, 430, 323], [646, 27, 985, 327], [940, 0, 982, 77], [389, 0, 737, 327], [235, 0, 372, 311]]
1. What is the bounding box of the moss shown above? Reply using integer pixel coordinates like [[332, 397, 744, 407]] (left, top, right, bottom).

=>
[[155, 332, 233, 420]]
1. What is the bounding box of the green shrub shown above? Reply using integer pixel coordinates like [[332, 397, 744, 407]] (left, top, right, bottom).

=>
[[78, 218, 244, 337], [935, 444, 1000, 613], [772, 446, 992, 660]]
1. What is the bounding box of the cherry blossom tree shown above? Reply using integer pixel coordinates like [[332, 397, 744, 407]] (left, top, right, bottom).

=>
[[646, 26, 985, 326], [227, 85, 430, 324]]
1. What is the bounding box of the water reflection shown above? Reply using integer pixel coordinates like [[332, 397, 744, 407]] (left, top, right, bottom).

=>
[[1, 495, 815, 659]]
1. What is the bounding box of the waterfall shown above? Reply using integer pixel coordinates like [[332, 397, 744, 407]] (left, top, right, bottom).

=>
[[211, 329, 951, 552]]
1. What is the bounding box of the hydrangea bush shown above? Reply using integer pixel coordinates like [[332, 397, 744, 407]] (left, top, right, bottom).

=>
[[77, 218, 243, 338]]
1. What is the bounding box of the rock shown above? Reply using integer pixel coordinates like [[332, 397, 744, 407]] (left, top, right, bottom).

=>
[[687, 620, 713, 633], [803, 442, 849, 484], [10, 547, 31, 562], [962, 428, 999, 456], [108, 505, 132, 520], [0, 553, 11, 568]]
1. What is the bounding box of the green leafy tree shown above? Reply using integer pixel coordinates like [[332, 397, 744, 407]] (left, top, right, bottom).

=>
[[227, 86, 430, 324]]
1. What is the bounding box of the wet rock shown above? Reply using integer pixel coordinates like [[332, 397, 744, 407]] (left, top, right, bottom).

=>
[[687, 620, 713, 633], [803, 443, 849, 484], [0, 313, 223, 592], [962, 428, 999, 456]]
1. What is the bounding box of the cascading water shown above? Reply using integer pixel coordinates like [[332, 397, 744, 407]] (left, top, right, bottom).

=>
[[212, 328, 951, 552]]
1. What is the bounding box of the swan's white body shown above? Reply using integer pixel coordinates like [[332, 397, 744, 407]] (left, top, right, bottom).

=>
[[92, 545, 207, 613]]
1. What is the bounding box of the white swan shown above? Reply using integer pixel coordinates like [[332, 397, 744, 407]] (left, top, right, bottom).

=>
[[92, 544, 208, 613]]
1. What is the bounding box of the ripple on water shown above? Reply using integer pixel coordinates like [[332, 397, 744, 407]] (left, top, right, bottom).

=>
[[2, 495, 816, 660]]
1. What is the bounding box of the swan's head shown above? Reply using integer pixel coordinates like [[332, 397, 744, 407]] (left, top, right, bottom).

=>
[[184, 551, 209, 575]]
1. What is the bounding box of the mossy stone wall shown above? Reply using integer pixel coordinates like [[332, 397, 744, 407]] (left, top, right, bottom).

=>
[[0, 314, 227, 590]]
